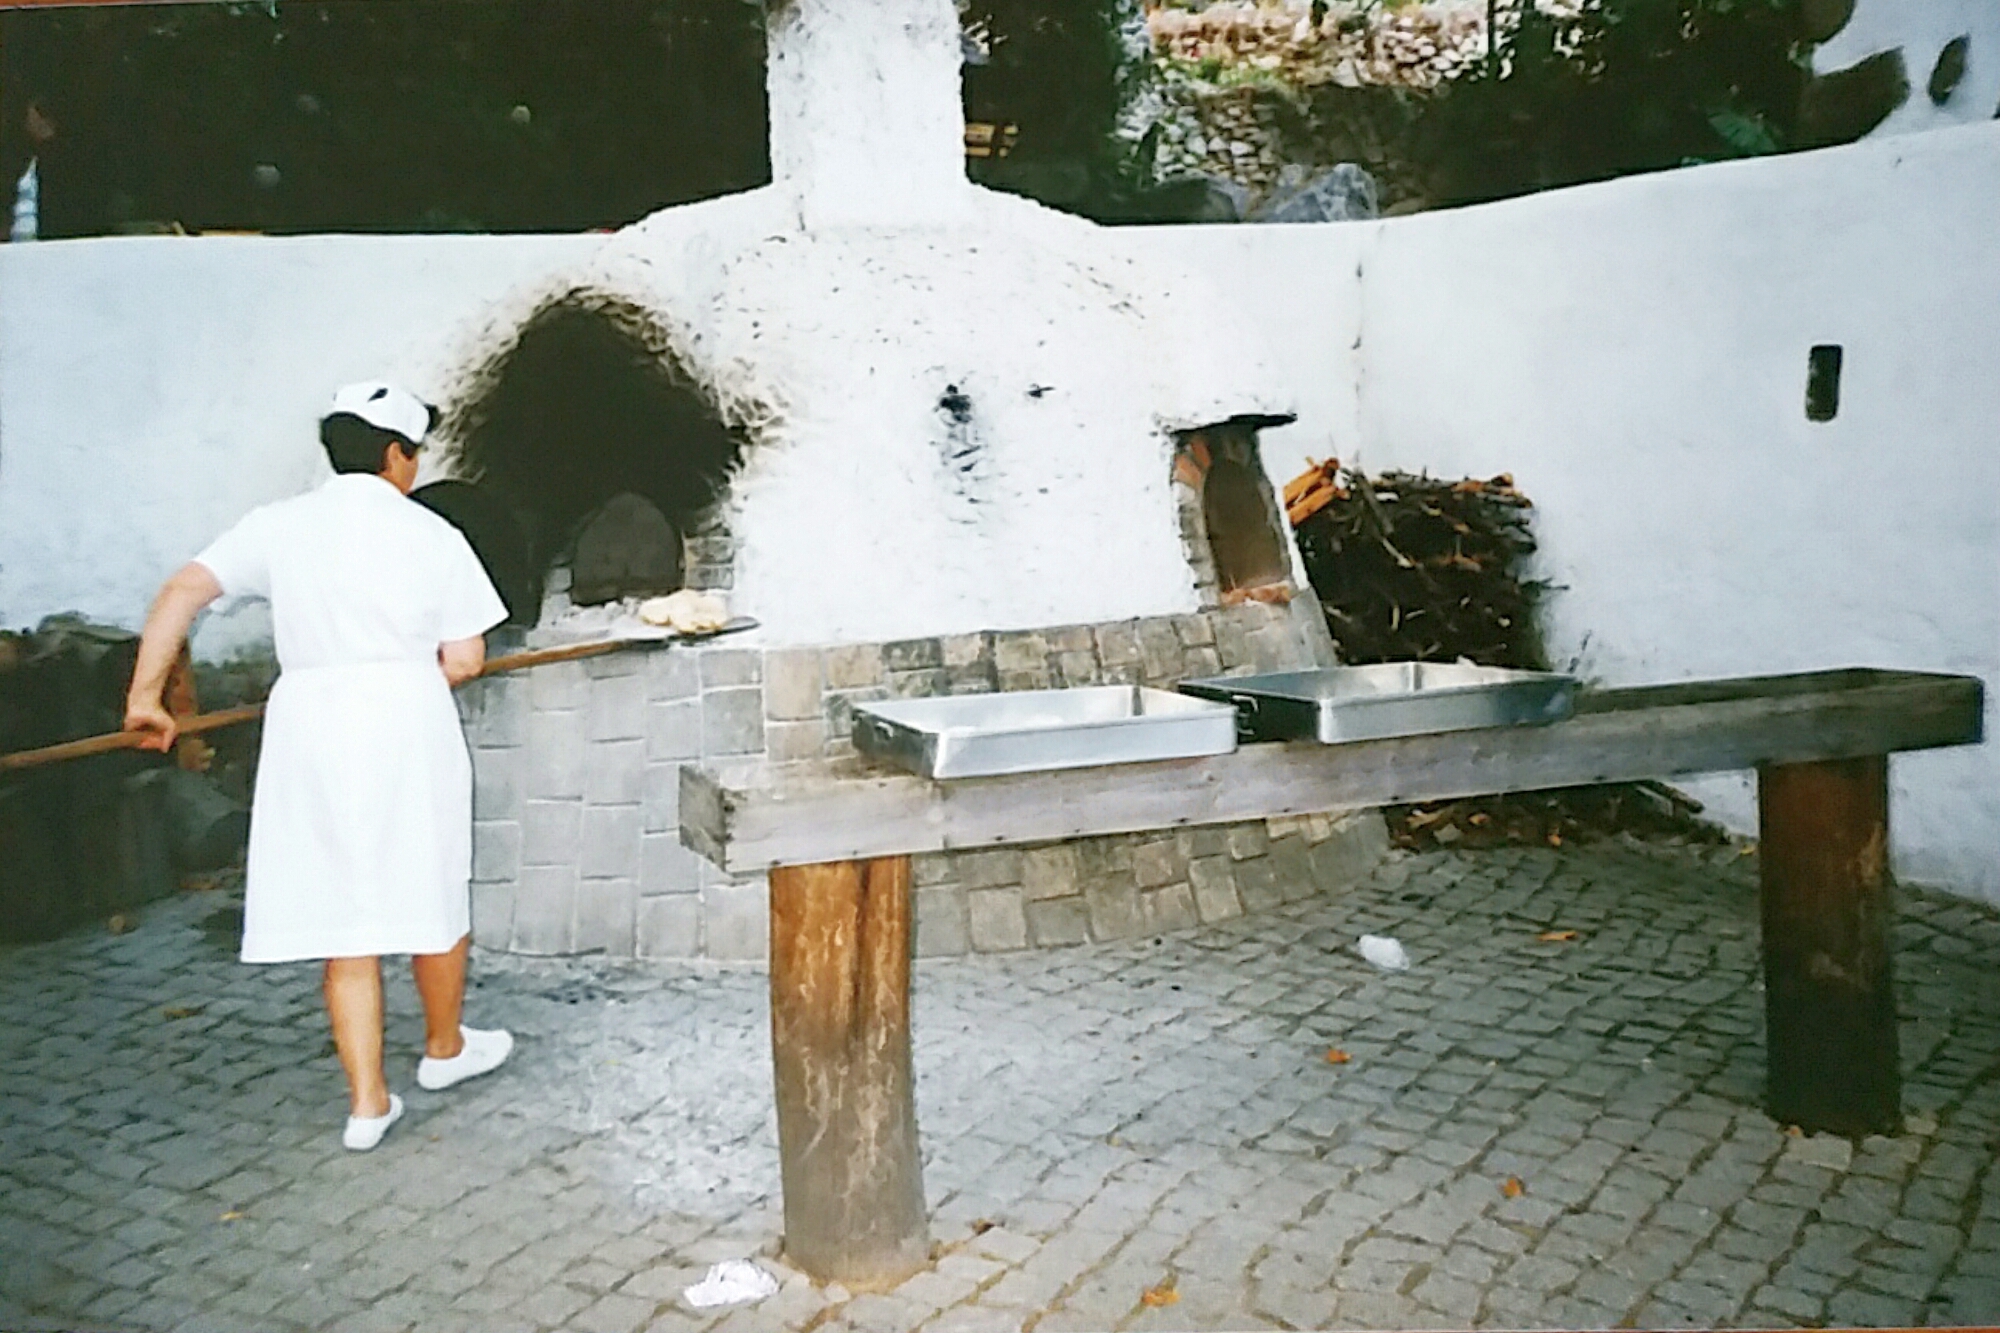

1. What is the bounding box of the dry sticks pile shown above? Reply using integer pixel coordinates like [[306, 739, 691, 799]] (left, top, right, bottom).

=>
[[1286, 458, 1547, 669], [1284, 458, 1727, 852]]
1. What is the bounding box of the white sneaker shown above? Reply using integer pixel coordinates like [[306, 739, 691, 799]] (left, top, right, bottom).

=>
[[342, 1094, 404, 1152], [417, 1025, 514, 1091]]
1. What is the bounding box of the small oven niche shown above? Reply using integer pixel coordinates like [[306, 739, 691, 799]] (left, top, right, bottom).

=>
[[452, 296, 748, 621], [1173, 414, 1297, 608]]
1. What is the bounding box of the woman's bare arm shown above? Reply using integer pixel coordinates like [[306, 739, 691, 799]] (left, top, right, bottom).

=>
[[124, 562, 224, 751]]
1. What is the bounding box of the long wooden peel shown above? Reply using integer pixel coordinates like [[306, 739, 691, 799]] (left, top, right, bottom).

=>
[[0, 617, 756, 774]]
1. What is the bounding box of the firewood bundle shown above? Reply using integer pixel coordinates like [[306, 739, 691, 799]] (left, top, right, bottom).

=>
[[1284, 459, 1726, 851], [1284, 459, 1547, 669]]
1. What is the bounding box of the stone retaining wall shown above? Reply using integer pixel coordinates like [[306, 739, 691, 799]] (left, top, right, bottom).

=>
[[458, 598, 1387, 960]]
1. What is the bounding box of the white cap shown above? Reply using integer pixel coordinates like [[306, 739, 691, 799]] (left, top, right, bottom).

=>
[[327, 380, 433, 446]]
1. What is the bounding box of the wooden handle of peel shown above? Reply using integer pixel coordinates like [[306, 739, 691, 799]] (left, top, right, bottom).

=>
[[0, 704, 269, 773], [0, 637, 656, 774]]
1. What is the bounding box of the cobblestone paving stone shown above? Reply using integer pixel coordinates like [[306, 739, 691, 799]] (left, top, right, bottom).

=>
[[4, 839, 2000, 1332]]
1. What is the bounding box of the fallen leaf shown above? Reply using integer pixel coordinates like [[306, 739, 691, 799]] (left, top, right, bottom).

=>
[[1785, 1124, 1803, 1137], [107, 914, 134, 935], [1501, 1177, 1525, 1199], [219, 1211, 243, 1222], [1546, 833, 1563, 848], [1740, 843, 1759, 857], [970, 1218, 996, 1236], [162, 1005, 207, 1020], [1537, 930, 1579, 943], [1324, 1048, 1352, 1065], [1468, 812, 1491, 827], [1140, 1278, 1180, 1308]]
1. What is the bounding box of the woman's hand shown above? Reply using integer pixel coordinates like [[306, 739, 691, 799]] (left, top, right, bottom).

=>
[[439, 635, 486, 687], [124, 695, 179, 752]]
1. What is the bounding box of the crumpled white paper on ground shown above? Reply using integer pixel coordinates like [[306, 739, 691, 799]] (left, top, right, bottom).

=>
[[684, 1259, 779, 1309], [1358, 933, 1411, 972]]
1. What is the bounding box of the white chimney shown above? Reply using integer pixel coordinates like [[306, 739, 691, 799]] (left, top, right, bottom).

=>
[[764, 0, 972, 227]]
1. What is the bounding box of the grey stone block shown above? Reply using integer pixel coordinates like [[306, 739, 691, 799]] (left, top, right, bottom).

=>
[[764, 719, 827, 762], [584, 740, 645, 807], [1235, 855, 1285, 912], [1185, 645, 1224, 678], [1174, 614, 1217, 647], [1020, 845, 1081, 901], [645, 648, 700, 702], [1213, 616, 1254, 670], [642, 763, 680, 834], [1043, 624, 1092, 653], [1268, 834, 1315, 903], [883, 638, 944, 671], [997, 665, 1053, 691], [645, 699, 701, 762], [469, 880, 513, 950], [992, 632, 1050, 674], [472, 747, 521, 822], [916, 886, 970, 958], [1094, 622, 1141, 667], [703, 877, 769, 961], [941, 633, 989, 667], [763, 649, 824, 721], [640, 832, 703, 897], [701, 686, 766, 757], [509, 864, 576, 955], [1132, 838, 1181, 889], [1085, 881, 1144, 941], [822, 644, 884, 689], [1136, 619, 1186, 685], [579, 806, 642, 880], [521, 800, 582, 867], [1228, 821, 1270, 860], [528, 661, 587, 712], [1145, 882, 1201, 933], [968, 887, 1029, 953], [571, 879, 635, 955], [587, 674, 647, 742], [1025, 896, 1090, 948], [955, 848, 1023, 888], [889, 668, 951, 698], [1051, 651, 1100, 687], [1310, 812, 1391, 889], [636, 895, 701, 959], [472, 821, 521, 884], [1189, 857, 1243, 922], [583, 649, 639, 678], [524, 710, 586, 800], [698, 648, 761, 689], [470, 675, 527, 747]]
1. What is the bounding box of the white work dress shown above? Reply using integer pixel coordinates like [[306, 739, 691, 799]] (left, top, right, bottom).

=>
[[195, 474, 507, 963]]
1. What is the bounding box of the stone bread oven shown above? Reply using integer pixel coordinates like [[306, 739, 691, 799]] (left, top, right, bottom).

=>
[[430, 0, 1384, 960]]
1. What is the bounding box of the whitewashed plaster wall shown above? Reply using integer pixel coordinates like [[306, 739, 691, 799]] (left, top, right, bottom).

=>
[[1113, 221, 1370, 492], [0, 233, 600, 658], [1815, 0, 2000, 137], [1353, 121, 2000, 902]]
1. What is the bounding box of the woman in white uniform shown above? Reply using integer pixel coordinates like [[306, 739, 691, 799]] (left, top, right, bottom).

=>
[[126, 381, 515, 1151]]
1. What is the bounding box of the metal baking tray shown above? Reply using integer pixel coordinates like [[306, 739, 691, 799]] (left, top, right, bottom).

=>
[[1178, 663, 1578, 744], [852, 686, 1239, 779]]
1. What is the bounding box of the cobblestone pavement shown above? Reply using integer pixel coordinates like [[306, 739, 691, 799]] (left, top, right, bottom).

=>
[[5, 839, 2000, 1333]]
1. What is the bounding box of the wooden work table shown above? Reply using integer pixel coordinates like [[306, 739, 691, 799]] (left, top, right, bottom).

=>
[[679, 668, 1984, 1287]]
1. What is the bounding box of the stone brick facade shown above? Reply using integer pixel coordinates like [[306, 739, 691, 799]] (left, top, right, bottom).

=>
[[457, 598, 1386, 961]]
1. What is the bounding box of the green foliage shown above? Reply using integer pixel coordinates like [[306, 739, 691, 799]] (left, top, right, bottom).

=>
[[1292, 0, 1811, 209], [2, 0, 770, 236]]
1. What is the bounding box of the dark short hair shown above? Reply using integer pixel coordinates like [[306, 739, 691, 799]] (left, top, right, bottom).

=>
[[320, 413, 417, 474]]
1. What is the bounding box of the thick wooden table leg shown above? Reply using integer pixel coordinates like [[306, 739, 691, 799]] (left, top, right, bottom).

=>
[[768, 855, 929, 1288], [1759, 756, 1900, 1136]]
